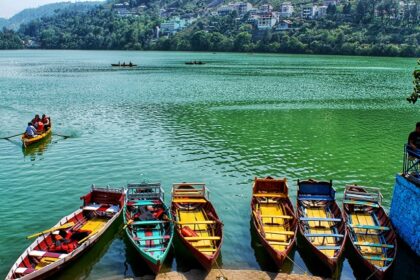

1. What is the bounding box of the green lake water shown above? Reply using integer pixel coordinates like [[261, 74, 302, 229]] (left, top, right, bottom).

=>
[[0, 50, 419, 279]]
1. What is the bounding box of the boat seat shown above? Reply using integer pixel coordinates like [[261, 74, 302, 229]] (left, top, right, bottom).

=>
[[83, 204, 119, 213], [133, 235, 170, 241], [268, 241, 290, 246], [260, 215, 293, 219], [300, 217, 341, 222], [176, 221, 216, 225], [172, 198, 207, 203], [142, 248, 166, 252], [253, 193, 287, 198], [266, 237, 290, 242], [185, 236, 221, 241], [198, 248, 217, 252], [354, 242, 394, 248], [305, 233, 344, 238], [128, 200, 161, 206], [132, 220, 168, 226], [29, 250, 68, 259], [363, 256, 393, 262], [264, 230, 294, 236], [15, 267, 36, 275], [298, 195, 333, 201], [316, 246, 341, 250], [343, 200, 379, 208], [349, 224, 389, 231]]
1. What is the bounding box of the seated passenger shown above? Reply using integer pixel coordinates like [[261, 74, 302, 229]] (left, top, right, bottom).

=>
[[37, 121, 44, 132], [25, 122, 37, 138], [41, 114, 50, 130], [31, 114, 40, 126], [408, 122, 420, 153]]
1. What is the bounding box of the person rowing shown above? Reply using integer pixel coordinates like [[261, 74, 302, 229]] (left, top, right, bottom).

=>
[[25, 122, 37, 138], [42, 114, 50, 130]]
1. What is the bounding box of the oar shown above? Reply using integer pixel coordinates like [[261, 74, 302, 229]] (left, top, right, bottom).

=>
[[53, 133, 71, 138], [0, 133, 22, 140], [26, 222, 75, 239], [78, 232, 97, 244]]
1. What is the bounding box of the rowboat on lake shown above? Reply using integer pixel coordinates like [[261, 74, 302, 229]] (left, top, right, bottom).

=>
[[297, 179, 347, 273], [124, 182, 174, 274], [6, 186, 125, 280], [251, 177, 297, 267], [21, 125, 52, 147], [111, 62, 137, 67], [171, 183, 223, 270], [343, 185, 397, 279]]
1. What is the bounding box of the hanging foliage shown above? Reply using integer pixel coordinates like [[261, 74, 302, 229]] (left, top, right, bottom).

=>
[[407, 59, 420, 104]]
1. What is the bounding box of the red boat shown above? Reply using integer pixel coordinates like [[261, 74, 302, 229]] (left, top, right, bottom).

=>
[[343, 185, 397, 279], [171, 183, 223, 270], [251, 177, 297, 267], [6, 186, 125, 280], [297, 179, 347, 273]]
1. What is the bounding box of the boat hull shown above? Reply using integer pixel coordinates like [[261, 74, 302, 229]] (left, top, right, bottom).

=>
[[21, 126, 52, 147]]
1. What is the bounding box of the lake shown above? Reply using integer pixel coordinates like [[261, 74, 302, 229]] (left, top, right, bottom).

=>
[[0, 50, 419, 279]]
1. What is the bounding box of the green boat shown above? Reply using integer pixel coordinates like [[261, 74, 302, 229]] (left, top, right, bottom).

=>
[[124, 182, 174, 274]]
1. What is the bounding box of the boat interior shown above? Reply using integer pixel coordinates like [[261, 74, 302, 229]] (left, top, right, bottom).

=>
[[172, 184, 222, 257]]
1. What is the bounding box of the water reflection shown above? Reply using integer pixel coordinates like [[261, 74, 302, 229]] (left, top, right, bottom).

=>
[[250, 219, 294, 274], [22, 133, 52, 161]]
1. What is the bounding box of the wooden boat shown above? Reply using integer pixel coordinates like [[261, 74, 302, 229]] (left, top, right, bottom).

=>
[[185, 61, 206, 65], [111, 62, 137, 67], [343, 185, 397, 279], [297, 179, 347, 273], [251, 177, 297, 267], [171, 183, 223, 270], [6, 186, 125, 280], [21, 125, 52, 147], [124, 183, 174, 274]]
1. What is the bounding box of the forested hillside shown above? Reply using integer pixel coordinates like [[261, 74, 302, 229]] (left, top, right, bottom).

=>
[[1, 0, 419, 57]]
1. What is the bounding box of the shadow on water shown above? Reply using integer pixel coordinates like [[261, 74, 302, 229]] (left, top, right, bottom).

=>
[[250, 219, 294, 274], [122, 233, 174, 277], [296, 233, 343, 279], [52, 216, 122, 280]]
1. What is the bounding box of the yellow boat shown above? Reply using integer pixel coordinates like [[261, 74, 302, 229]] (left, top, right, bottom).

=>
[[22, 125, 52, 147]]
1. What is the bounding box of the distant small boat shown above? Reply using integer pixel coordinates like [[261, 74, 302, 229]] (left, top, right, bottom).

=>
[[297, 179, 347, 273], [22, 123, 52, 147], [6, 186, 125, 280], [185, 61, 206, 65], [124, 182, 174, 274], [251, 177, 297, 267], [171, 183, 223, 270], [343, 185, 397, 279], [111, 62, 137, 67]]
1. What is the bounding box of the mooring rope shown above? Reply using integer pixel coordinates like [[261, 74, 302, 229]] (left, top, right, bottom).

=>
[[214, 257, 228, 280], [285, 254, 309, 275]]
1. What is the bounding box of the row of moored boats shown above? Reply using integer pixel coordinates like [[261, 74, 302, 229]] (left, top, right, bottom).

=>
[[6, 178, 396, 279]]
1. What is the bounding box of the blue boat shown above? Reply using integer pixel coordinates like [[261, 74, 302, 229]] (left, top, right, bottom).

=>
[[124, 183, 174, 274]]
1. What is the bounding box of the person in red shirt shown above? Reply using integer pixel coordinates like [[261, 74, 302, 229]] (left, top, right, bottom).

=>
[[37, 121, 44, 132], [41, 114, 50, 130]]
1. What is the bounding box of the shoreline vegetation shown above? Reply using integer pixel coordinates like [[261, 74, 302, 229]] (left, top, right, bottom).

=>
[[0, 0, 419, 57]]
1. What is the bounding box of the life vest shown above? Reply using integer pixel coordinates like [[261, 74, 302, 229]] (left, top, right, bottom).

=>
[[153, 208, 164, 219], [52, 241, 77, 253], [37, 121, 44, 131], [181, 226, 198, 237]]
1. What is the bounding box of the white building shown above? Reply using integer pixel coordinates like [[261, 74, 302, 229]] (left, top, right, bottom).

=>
[[235, 2, 253, 15], [301, 6, 313, 18], [279, 2, 294, 18], [217, 5, 234, 16], [259, 4, 273, 13], [276, 19, 292, 30], [324, 0, 338, 6], [257, 12, 277, 29], [160, 17, 195, 35], [314, 5, 328, 18]]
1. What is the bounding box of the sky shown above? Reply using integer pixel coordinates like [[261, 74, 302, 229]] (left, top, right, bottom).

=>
[[0, 0, 104, 19]]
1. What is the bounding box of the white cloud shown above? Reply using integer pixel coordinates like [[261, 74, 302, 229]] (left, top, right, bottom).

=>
[[0, 0, 104, 19]]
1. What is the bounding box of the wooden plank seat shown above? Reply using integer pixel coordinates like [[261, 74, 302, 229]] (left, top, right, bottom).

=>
[[133, 235, 170, 241], [83, 204, 119, 213], [354, 242, 394, 248], [343, 200, 379, 208], [264, 230, 295, 236], [132, 220, 168, 226], [15, 267, 36, 275], [198, 248, 217, 252], [172, 198, 207, 203], [253, 193, 287, 198], [349, 224, 389, 231], [345, 193, 378, 201], [260, 215, 293, 219], [363, 256, 394, 262], [267, 241, 290, 246], [142, 248, 166, 252], [176, 221, 216, 225], [266, 237, 290, 242], [129, 200, 161, 206], [29, 250, 68, 259], [304, 233, 344, 238], [316, 246, 341, 250], [185, 236, 221, 241], [298, 195, 333, 201], [300, 217, 341, 222]]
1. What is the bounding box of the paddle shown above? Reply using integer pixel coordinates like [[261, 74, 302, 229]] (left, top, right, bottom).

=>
[[78, 232, 98, 245], [53, 133, 71, 138], [26, 222, 75, 239], [0, 133, 22, 140]]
